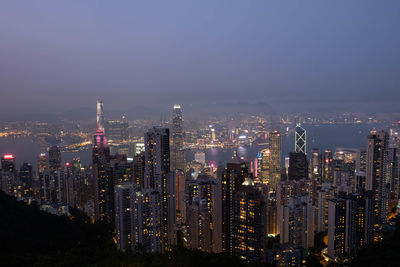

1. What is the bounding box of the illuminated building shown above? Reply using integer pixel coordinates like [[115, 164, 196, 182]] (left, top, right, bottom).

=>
[[288, 152, 308, 181], [37, 153, 51, 201], [279, 195, 315, 249], [269, 131, 282, 189], [295, 124, 306, 154], [1, 154, 16, 196], [175, 170, 185, 221], [322, 150, 334, 183], [221, 156, 248, 253], [309, 148, 321, 182], [133, 151, 145, 188], [186, 174, 222, 253], [366, 131, 388, 229], [114, 182, 137, 252], [144, 127, 176, 251], [171, 104, 185, 171], [92, 127, 113, 223], [231, 177, 266, 263], [316, 183, 334, 232], [19, 163, 33, 198], [48, 146, 62, 203], [327, 192, 374, 261], [96, 100, 105, 131], [259, 149, 271, 185]]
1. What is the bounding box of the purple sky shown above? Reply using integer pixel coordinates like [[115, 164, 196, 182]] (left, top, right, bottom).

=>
[[0, 0, 399, 119]]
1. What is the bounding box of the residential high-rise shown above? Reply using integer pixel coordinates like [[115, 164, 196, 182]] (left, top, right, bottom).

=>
[[231, 178, 267, 263], [96, 100, 105, 131], [186, 174, 222, 253], [366, 131, 389, 229], [295, 124, 306, 154], [279, 195, 315, 249], [221, 156, 248, 253], [144, 127, 176, 251], [171, 104, 185, 171]]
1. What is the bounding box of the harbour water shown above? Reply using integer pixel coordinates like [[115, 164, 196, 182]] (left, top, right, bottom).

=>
[[0, 123, 386, 169]]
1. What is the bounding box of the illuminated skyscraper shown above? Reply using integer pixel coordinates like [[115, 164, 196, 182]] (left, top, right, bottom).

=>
[[144, 127, 176, 251], [92, 127, 113, 223], [259, 149, 271, 185], [171, 104, 185, 171], [366, 131, 389, 229], [48, 146, 62, 202], [269, 131, 282, 188], [186, 174, 222, 253], [1, 154, 16, 196], [309, 148, 322, 182], [231, 177, 267, 263], [295, 124, 306, 154], [96, 100, 105, 131], [19, 163, 33, 198]]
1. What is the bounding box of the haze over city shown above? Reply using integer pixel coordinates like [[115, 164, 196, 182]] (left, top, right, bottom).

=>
[[1, 0, 399, 120], [1, 1, 400, 267]]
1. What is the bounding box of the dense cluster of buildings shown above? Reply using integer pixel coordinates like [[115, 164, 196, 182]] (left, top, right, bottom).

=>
[[1, 101, 399, 266]]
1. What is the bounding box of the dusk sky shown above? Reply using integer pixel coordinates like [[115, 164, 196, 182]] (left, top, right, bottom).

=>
[[0, 1, 399, 118]]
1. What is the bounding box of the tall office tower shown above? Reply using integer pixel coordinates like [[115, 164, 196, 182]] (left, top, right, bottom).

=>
[[92, 127, 113, 223], [316, 183, 335, 232], [231, 178, 266, 263], [133, 151, 145, 188], [186, 174, 222, 253], [288, 152, 308, 181], [269, 131, 282, 188], [221, 156, 248, 253], [279, 195, 315, 249], [144, 127, 176, 251], [171, 105, 185, 171], [19, 163, 33, 198], [366, 131, 389, 229], [96, 100, 105, 131], [309, 149, 322, 182], [328, 192, 374, 261], [295, 124, 306, 154], [323, 150, 334, 183], [114, 182, 137, 252], [1, 154, 16, 196], [259, 149, 271, 185], [267, 194, 278, 235]]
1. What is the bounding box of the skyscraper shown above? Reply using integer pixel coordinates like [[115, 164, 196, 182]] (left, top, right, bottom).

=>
[[171, 104, 185, 171], [269, 131, 282, 188], [295, 124, 306, 154], [366, 131, 389, 229], [231, 178, 267, 263], [19, 163, 33, 198], [144, 127, 176, 251], [48, 146, 62, 202], [92, 127, 113, 223], [96, 100, 105, 131], [288, 152, 308, 181]]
